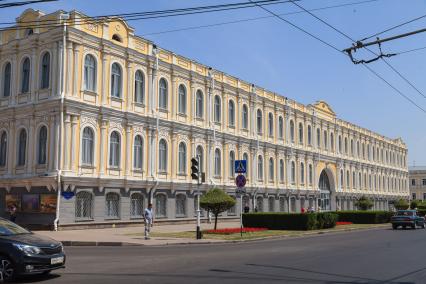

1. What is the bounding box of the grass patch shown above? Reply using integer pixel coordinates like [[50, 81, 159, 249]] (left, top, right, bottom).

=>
[[126, 223, 387, 241]]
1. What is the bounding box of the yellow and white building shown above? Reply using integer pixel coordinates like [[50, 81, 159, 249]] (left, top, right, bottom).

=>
[[0, 9, 409, 228]]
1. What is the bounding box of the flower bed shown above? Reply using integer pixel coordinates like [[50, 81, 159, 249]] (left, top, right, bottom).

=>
[[204, 227, 268, 235], [336, 221, 353, 226]]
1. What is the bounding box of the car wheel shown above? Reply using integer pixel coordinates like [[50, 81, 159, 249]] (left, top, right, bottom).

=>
[[392, 224, 398, 230], [0, 256, 15, 283], [412, 223, 416, 230], [422, 223, 425, 229], [403, 225, 406, 229]]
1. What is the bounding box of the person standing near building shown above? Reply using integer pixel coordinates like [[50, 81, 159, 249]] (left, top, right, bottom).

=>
[[9, 204, 17, 223], [144, 203, 154, 240]]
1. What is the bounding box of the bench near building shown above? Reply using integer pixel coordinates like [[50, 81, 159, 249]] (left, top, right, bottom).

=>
[[0, 9, 409, 229]]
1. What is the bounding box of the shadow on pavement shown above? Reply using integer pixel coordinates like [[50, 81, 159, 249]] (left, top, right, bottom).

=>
[[13, 273, 61, 283]]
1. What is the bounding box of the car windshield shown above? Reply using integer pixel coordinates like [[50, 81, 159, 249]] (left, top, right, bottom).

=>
[[0, 219, 31, 236], [396, 211, 414, 216]]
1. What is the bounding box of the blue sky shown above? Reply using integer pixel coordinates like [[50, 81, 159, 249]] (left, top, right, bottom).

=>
[[2, 0, 426, 165]]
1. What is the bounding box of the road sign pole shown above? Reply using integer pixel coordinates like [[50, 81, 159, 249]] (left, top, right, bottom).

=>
[[196, 156, 201, 240], [240, 193, 243, 237]]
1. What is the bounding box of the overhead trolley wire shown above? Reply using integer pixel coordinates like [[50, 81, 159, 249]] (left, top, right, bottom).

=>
[[142, 0, 382, 37], [248, 0, 426, 113], [0, 0, 295, 30]]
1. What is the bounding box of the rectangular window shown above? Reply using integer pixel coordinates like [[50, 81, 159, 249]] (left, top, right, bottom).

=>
[[412, 193, 416, 200], [424, 193, 426, 200], [423, 179, 426, 186], [411, 179, 416, 186]]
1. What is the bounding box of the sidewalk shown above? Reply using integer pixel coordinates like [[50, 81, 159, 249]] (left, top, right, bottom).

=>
[[37, 221, 241, 246]]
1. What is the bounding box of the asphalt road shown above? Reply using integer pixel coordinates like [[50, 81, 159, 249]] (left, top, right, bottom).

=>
[[15, 227, 426, 284]]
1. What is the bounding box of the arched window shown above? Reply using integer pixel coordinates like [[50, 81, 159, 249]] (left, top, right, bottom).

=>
[[214, 95, 221, 123], [0, 131, 7, 167], [279, 159, 284, 182], [109, 131, 121, 167], [268, 113, 273, 137], [299, 123, 303, 144], [257, 109, 262, 134], [134, 70, 145, 103], [309, 164, 313, 185], [340, 170, 344, 189], [159, 139, 167, 172], [323, 130, 328, 150], [82, 127, 94, 165], [268, 196, 275, 212], [346, 170, 350, 188], [229, 151, 235, 177], [21, 58, 30, 93], [228, 100, 235, 127], [291, 161, 296, 184], [196, 146, 204, 172], [279, 197, 286, 212], [176, 194, 187, 217], [330, 133, 334, 151], [75, 191, 93, 220], [84, 54, 97, 92], [133, 135, 143, 169], [105, 192, 120, 219], [37, 126, 47, 165], [290, 120, 295, 142], [243, 153, 249, 176], [178, 142, 187, 174], [307, 125, 312, 145], [358, 172, 362, 189], [351, 139, 354, 156], [178, 84, 187, 114], [344, 137, 348, 154], [242, 104, 248, 129], [258, 155, 263, 181], [110, 63, 122, 98], [130, 193, 144, 218], [316, 128, 321, 148], [214, 148, 221, 177], [278, 116, 284, 139], [17, 129, 27, 166], [300, 162, 305, 184], [196, 90, 203, 118], [339, 136, 342, 153], [3, 62, 11, 97], [353, 172, 356, 189], [269, 158, 274, 182], [40, 52, 50, 89], [155, 194, 167, 217], [357, 141, 360, 157], [159, 78, 168, 110], [112, 34, 122, 42]]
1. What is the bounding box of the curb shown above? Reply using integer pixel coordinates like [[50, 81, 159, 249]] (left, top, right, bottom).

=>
[[61, 224, 390, 247]]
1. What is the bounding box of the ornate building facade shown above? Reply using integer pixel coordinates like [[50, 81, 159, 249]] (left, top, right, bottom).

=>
[[409, 167, 426, 201], [0, 9, 409, 228]]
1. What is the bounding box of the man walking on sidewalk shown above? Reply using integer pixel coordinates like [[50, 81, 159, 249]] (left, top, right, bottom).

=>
[[144, 203, 154, 240]]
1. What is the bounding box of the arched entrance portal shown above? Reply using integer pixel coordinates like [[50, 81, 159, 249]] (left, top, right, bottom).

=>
[[318, 170, 331, 211]]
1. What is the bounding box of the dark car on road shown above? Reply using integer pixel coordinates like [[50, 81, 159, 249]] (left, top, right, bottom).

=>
[[0, 218, 65, 282], [391, 210, 425, 230]]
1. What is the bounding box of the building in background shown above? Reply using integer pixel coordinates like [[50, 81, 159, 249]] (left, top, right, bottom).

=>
[[409, 167, 426, 201], [0, 9, 409, 228]]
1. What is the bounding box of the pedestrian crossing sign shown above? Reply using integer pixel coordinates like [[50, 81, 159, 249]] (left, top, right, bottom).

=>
[[234, 160, 247, 174]]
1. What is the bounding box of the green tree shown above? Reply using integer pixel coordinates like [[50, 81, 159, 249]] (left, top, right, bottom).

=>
[[394, 199, 409, 210], [200, 188, 236, 230], [354, 196, 373, 211]]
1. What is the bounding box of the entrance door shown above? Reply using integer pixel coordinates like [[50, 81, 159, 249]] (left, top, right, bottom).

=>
[[318, 170, 331, 211]]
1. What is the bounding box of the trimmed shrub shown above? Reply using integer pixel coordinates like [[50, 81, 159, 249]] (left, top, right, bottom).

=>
[[242, 212, 337, 231], [410, 200, 420, 209], [354, 196, 374, 210], [394, 199, 409, 210], [336, 211, 394, 224], [416, 201, 426, 210]]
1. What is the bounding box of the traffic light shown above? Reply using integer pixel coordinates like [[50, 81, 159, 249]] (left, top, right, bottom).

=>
[[191, 157, 199, 180]]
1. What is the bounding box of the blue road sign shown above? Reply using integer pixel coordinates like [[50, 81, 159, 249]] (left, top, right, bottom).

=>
[[235, 174, 247, 188], [235, 160, 247, 174]]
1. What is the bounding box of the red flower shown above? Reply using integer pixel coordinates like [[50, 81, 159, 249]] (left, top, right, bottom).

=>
[[204, 227, 268, 234]]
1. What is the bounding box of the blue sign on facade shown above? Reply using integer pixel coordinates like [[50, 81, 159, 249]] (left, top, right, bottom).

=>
[[61, 191, 75, 200], [234, 160, 247, 173]]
